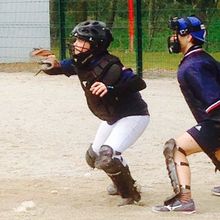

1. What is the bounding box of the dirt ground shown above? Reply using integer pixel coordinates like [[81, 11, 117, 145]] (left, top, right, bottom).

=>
[[0, 71, 219, 220]]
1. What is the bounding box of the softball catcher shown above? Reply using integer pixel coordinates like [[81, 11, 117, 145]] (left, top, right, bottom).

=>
[[31, 20, 150, 206]]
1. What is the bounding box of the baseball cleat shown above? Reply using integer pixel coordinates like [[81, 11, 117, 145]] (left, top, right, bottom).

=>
[[152, 198, 196, 214], [107, 184, 119, 195], [212, 186, 220, 196]]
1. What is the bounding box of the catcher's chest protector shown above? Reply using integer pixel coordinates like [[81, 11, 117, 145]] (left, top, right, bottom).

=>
[[75, 54, 122, 90]]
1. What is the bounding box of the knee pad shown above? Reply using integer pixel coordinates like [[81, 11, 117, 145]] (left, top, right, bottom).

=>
[[94, 145, 124, 175], [85, 145, 97, 168], [94, 145, 114, 170]]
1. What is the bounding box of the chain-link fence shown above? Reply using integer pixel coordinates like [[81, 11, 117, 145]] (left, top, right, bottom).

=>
[[1, 0, 220, 72]]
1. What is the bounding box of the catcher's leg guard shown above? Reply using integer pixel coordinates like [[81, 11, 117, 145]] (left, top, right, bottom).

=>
[[85, 144, 98, 169], [95, 145, 141, 204], [163, 138, 190, 205]]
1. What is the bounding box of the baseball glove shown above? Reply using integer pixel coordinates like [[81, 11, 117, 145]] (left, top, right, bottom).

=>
[[30, 48, 55, 60], [30, 48, 59, 75]]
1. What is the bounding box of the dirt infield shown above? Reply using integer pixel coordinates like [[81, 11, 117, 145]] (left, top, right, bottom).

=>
[[0, 71, 219, 220]]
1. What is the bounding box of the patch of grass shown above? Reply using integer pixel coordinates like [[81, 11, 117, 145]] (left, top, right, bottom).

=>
[[1, 52, 219, 76], [110, 50, 220, 71], [110, 50, 182, 70], [212, 52, 220, 60]]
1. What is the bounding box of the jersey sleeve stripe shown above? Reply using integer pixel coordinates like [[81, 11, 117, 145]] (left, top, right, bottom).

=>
[[206, 100, 220, 113]]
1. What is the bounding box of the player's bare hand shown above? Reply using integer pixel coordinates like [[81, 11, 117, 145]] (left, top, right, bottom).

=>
[[90, 82, 108, 97]]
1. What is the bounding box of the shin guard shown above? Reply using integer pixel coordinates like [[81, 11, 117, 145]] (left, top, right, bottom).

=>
[[163, 138, 191, 205], [107, 162, 141, 202], [163, 138, 180, 204], [163, 138, 180, 194], [95, 145, 141, 201]]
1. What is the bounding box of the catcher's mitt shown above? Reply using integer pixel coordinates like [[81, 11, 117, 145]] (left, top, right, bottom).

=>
[[30, 48, 58, 75], [30, 48, 55, 60]]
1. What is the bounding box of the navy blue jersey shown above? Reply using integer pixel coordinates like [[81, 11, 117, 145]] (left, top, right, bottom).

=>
[[46, 52, 149, 124], [177, 46, 220, 122]]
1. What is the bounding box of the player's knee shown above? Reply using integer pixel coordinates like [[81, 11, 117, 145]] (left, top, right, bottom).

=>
[[211, 149, 220, 172], [95, 145, 114, 170], [163, 138, 187, 158], [214, 149, 220, 161], [85, 144, 97, 168], [163, 138, 176, 159]]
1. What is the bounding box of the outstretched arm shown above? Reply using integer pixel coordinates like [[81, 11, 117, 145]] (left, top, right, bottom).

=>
[[41, 58, 75, 76], [30, 48, 75, 76]]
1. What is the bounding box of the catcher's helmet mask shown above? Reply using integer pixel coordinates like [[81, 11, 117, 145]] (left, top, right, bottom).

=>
[[168, 15, 206, 53], [72, 37, 91, 55], [69, 20, 113, 67]]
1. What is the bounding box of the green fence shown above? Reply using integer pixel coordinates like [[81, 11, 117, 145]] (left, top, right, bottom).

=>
[[0, 0, 219, 72], [50, 0, 220, 72]]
